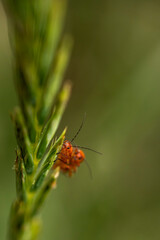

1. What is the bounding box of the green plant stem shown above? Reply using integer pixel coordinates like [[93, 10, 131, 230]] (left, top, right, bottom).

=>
[[2, 0, 72, 239]]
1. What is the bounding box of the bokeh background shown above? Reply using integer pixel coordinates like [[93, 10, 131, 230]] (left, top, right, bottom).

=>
[[1, 0, 160, 239]]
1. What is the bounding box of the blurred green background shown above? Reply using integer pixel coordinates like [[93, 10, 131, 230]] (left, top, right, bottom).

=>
[[1, 0, 160, 239]]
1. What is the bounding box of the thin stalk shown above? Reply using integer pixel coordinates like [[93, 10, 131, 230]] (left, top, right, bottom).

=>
[[2, 0, 72, 239]]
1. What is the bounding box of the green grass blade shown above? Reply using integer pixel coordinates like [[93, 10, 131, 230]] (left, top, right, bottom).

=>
[[36, 82, 71, 159], [37, 36, 73, 124]]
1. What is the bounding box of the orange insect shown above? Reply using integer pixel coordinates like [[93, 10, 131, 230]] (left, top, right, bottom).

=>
[[53, 116, 102, 177], [53, 142, 85, 176]]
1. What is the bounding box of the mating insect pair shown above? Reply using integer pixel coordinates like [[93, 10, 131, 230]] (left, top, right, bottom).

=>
[[53, 116, 102, 177]]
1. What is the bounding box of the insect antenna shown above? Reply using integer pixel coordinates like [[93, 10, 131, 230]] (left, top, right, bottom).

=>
[[73, 145, 102, 155], [71, 113, 86, 143], [84, 159, 93, 179]]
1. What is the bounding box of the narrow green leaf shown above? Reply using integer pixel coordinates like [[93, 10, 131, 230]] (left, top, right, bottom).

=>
[[14, 69, 37, 143], [15, 59, 38, 106], [9, 201, 26, 240], [39, 0, 67, 86], [31, 167, 60, 216], [11, 107, 34, 174], [31, 128, 66, 191], [15, 149, 27, 202], [37, 35, 73, 124], [21, 103, 36, 143], [36, 82, 71, 159]]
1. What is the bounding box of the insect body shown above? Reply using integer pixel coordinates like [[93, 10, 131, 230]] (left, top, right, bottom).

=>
[[53, 115, 101, 177], [60, 140, 73, 160], [53, 140, 85, 177]]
